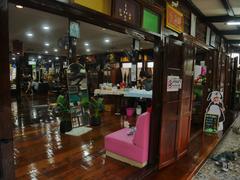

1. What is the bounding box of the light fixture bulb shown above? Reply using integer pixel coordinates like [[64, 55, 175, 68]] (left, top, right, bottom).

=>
[[104, 38, 110, 43], [227, 21, 240, 25], [26, 32, 33, 37], [44, 42, 50, 46], [16, 5, 23, 9], [42, 25, 50, 30]]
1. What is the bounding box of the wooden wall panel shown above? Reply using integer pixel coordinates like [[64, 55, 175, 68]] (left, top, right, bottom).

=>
[[176, 43, 194, 158], [159, 37, 182, 168], [0, 0, 12, 140]]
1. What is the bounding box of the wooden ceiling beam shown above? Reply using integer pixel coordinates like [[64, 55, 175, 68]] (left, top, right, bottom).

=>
[[220, 30, 240, 35], [204, 16, 240, 23], [226, 40, 240, 44], [220, 0, 235, 16]]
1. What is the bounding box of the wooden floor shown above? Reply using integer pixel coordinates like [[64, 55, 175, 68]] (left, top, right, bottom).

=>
[[12, 94, 231, 180], [12, 95, 138, 180]]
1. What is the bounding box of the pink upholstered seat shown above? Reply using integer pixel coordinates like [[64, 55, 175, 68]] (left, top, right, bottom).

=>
[[104, 112, 150, 166]]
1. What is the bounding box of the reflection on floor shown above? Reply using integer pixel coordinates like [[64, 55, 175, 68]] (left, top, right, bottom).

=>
[[12, 95, 138, 179]]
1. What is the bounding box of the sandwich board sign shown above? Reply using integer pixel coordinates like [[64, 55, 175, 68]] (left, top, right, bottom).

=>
[[203, 114, 219, 133]]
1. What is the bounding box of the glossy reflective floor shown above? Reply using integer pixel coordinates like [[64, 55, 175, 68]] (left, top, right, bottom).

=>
[[12, 94, 138, 179]]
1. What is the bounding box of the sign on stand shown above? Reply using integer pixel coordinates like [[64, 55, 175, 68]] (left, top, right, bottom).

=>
[[167, 76, 182, 92], [203, 114, 219, 133]]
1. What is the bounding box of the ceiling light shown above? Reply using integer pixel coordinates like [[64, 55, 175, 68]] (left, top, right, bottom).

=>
[[227, 21, 240, 25], [42, 25, 50, 31], [16, 5, 23, 9], [38, 55, 42, 59], [45, 51, 48, 54], [44, 42, 50, 47], [104, 38, 110, 43], [49, 60, 52, 63], [55, 57, 59, 60], [17, 52, 20, 55], [26, 32, 33, 37], [54, 48, 58, 52], [84, 42, 89, 46], [102, 28, 106, 31], [86, 49, 91, 52], [12, 57, 16, 60]]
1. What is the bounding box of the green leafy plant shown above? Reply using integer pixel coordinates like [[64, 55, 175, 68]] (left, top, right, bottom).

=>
[[56, 95, 70, 116], [90, 97, 104, 118]]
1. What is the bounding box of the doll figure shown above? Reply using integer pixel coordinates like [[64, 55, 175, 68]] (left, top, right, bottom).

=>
[[206, 91, 225, 131]]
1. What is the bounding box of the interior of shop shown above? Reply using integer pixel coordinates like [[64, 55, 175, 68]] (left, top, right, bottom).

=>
[[9, 3, 154, 178], [191, 48, 207, 139]]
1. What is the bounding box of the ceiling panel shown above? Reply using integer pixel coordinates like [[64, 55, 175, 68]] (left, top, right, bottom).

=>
[[229, 0, 240, 15], [224, 35, 240, 40], [213, 22, 238, 31], [192, 0, 227, 16], [9, 3, 153, 56]]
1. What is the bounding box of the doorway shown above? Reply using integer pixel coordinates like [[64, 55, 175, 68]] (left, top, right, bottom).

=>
[[9, 3, 156, 179]]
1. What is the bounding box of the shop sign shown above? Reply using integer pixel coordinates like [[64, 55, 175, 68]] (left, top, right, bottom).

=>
[[167, 76, 182, 92], [69, 21, 80, 38], [72, 0, 112, 15], [166, 3, 184, 33], [142, 8, 160, 34], [112, 0, 140, 26]]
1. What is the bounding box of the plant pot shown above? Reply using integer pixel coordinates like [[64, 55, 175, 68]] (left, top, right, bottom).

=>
[[126, 108, 135, 117], [82, 112, 90, 126], [60, 120, 72, 133], [90, 116, 101, 126]]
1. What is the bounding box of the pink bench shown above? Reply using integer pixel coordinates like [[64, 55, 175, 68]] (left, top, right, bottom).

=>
[[104, 112, 150, 168]]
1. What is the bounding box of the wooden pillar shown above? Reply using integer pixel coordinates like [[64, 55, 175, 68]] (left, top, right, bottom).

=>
[[148, 37, 162, 165], [0, 0, 15, 179]]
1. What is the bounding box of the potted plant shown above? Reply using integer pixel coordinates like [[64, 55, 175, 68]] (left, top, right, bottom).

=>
[[56, 94, 72, 133], [90, 97, 104, 126]]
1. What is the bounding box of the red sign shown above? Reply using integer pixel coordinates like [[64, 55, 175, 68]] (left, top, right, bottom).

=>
[[166, 3, 184, 33]]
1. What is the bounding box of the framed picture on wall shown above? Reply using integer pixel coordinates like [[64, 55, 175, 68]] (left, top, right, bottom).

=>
[[210, 31, 216, 47], [112, 0, 141, 26]]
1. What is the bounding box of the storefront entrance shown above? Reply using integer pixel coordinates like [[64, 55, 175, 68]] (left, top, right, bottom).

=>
[[7, 2, 158, 179]]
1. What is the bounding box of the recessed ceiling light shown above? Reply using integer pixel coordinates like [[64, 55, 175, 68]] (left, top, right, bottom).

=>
[[44, 42, 50, 46], [86, 49, 91, 52], [55, 57, 59, 60], [49, 60, 52, 63], [84, 42, 89, 46], [17, 52, 20, 55], [16, 5, 23, 9], [38, 55, 42, 59], [54, 48, 58, 52], [104, 38, 110, 43], [227, 21, 240, 25], [42, 25, 50, 31], [45, 51, 48, 54], [12, 57, 16, 60], [26, 32, 33, 37]]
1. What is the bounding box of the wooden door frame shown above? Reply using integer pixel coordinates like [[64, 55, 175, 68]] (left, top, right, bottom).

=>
[[0, 0, 15, 179]]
